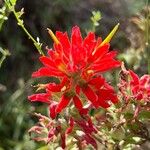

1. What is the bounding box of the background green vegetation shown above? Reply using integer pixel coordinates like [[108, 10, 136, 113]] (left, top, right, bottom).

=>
[[0, 0, 149, 149]]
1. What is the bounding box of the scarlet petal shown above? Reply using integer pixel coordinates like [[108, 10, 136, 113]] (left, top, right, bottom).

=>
[[129, 70, 140, 86], [48, 128, 55, 139], [66, 117, 74, 134], [56, 31, 71, 59], [135, 93, 143, 100], [88, 76, 105, 89], [73, 96, 83, 110], [40, 56, 65, 74], [88, 118, 97, 133], [97, 89, 118, 108], [47, 83, 63, 92], [53, 42, 63, 54], [100, 50, 118, 61], [75, 85, 81, 95], [71, 26, 86, 67], [83, 134, 97, 150], [39, 56, 56, 69], [140, 75, 150, 86], [83, 32, 96, 58], [73, 95, 88, 115], [82, 86, 98, 108], [104, 82, 115, 92], [28, 93, 50, 104], [97, 97, 110, 108], [32, 67, 64, 78], [92, 51, 121, 72], [71, 26, 82, 46], [55, 95, 71, 114], [95, 37, 102, 48], [92, 60, 121, 73], [49, 102, 58, 119], [76, 120, 96, 134], [47, 77, 69, 92], [61, 133, 66, 149], [89, 44, 109, 62]]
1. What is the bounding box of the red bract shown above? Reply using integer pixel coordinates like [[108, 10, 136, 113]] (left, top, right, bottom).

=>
[[76, 117, 98, 149], [28, 113, 74, 148], [129, 70, 150, 101], [28, 26, 121, 117], [29, 113, 98, 149], [28, 92, 51, 104], [119, 66, 150, 102]]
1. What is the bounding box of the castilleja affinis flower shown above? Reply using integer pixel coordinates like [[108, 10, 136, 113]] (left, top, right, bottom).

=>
[[28, 25, 121, 117], [129, 71, 150, 101], [119, 64, 150, 102]]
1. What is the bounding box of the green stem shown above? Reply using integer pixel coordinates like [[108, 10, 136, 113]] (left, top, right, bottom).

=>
[[0, 48, 10, 67], [0, 55, 6, 67], [13, 11, 44, 55], [145, 0, 150, 74], [4, 0, 44, 55]]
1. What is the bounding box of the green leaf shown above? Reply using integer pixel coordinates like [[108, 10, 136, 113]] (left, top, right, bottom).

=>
[[111, 127, 125, 141], [139, 111, 150, 120], [127, 122, 139, 131], [16, 9, 24, 18], [92, 11, 101, 21], [89, 108, 95, 116], [0, 47, 10, 68], [90, 10, 102, 29], [10, 0, 17, 6], [37, 145, 49, 150], [124, 112, 133, 120]]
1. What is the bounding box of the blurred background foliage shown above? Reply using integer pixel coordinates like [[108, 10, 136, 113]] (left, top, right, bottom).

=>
[[0, 0, 149, 149]]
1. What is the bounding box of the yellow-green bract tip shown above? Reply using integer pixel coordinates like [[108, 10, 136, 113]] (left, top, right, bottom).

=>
[[99, 23, 120, 47], [47, 28, 60, 45]]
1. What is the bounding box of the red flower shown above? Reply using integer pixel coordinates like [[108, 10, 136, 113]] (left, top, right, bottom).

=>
[[33, 26, 120, 77], [29, 26, 121, 117], [65, 117, 74, 134], [28, 90, 51, 104], [129, 70, 150, 101], [76, 117, 98, 149], [119, 65, 150, 102], [28, 113, 74, 149]]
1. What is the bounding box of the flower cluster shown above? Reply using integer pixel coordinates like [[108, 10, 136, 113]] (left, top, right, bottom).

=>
[[28, 25, 150, 149], [29, 113, 99, 149], [28, 113, 74, 149], [119, 65, 150, 103], [28, 25, 122, 148], [28, 25, 121, 118], [118, 64, 150, 120]]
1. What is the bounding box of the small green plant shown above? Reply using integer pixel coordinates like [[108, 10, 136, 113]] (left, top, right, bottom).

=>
[[90, 10, 102, 31], [0, 4, 8, 30], [4, 0, 44, 55], [0, 47, 10, 67], [0, 1, 11, 67]]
